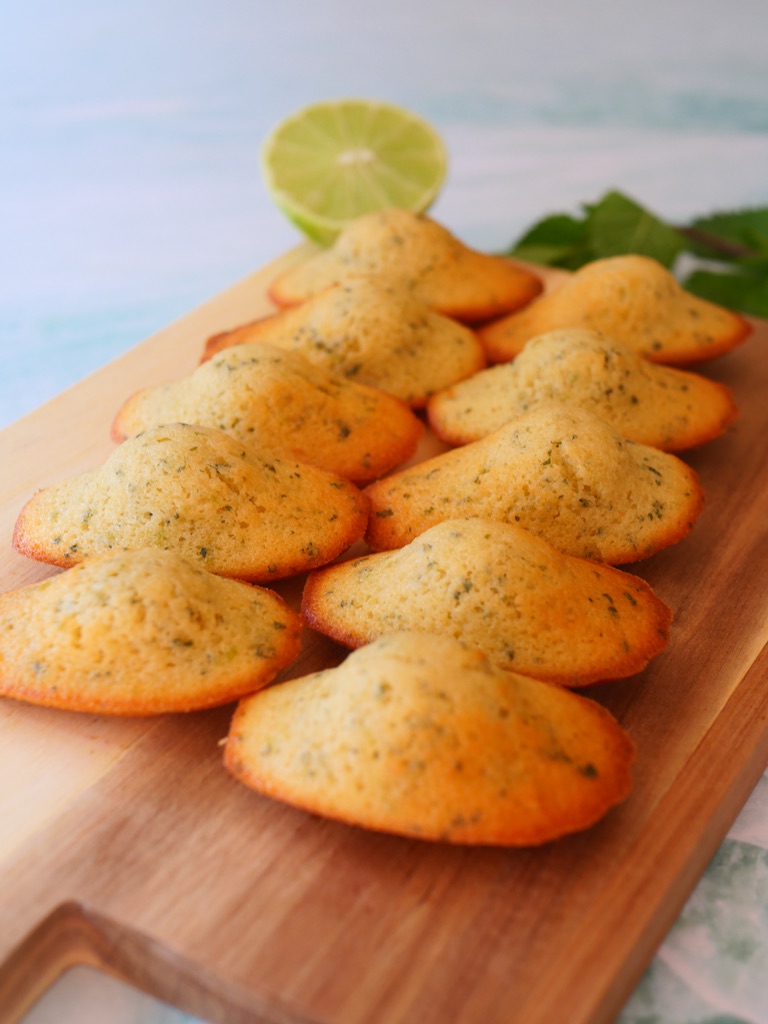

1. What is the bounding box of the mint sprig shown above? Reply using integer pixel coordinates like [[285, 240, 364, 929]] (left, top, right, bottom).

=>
[[505, 190, 768, 317]]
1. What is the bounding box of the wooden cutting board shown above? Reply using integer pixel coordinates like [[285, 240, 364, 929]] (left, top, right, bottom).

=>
[[0, 250, 767, 1024]]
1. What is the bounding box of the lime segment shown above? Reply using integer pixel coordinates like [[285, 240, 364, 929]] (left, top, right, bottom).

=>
[[261, 99, 448, 245]]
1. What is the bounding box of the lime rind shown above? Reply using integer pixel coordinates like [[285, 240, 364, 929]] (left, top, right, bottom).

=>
[[261, 98, 448, 245]]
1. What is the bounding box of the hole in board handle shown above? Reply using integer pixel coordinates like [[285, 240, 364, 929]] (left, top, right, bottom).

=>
[[0, 901, 320, 1024]]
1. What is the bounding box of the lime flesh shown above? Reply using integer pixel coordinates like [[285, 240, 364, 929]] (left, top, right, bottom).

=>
[[261, 99, 448, 245]]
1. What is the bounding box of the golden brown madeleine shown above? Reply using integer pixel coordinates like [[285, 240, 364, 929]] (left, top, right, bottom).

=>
[[428, 328, 738, 450], [112, 344, 423, 484], [0, 548, 302, 715], [268, 208, 542, 322], [13, 423, 369, 582], [202, 278, 486, 408], [302, 518, 672, 686], [364, 404, 704, 564], [224, 632, 635, 846], [478, 255, 751, 365]]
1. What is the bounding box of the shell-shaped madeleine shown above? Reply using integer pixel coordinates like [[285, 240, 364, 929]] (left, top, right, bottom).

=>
[[224, 632, 635, 846], [428, 328, 738, 450], [302, 518, 672, 686], [478, 255, 751, 365], [268, 208, 542, 322], [0, 548, 302, 714], [203, 277, 486, 408], [113, 344, 423, 484], [13, 423, 369, 582], [365, 403, 704, 564]]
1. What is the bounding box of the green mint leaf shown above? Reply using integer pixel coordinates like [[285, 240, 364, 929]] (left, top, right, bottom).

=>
[[509, 240, 594, 270], [584, 190, 687, 268], [682, 266, 768, 318], [504, 213, 592, 269], [693, 207, 768, 248], [680, 207, 768, 261], [503, 192, 768, 314], [513, 213, 587, 248]]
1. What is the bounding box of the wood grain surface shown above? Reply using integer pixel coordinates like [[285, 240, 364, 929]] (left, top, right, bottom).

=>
[[0, 251, 766, 1024]]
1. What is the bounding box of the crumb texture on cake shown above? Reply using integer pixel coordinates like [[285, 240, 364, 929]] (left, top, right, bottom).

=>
[[478, 254, 752, 364], [268, 208, 542, 322], [364, 403, 704, 563], [224, 631, 635, 846], [112, 344, 424, 483], [13, 423, 369, 581], [428, 328, 738, 450], [202, 278, 487, 407], [0, 547, 303, 714], [302, 518, 672, 686]]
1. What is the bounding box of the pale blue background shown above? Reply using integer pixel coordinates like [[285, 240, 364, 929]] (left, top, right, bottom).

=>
[[3, 0, 768, 427], [4, 2, 768, 1022]]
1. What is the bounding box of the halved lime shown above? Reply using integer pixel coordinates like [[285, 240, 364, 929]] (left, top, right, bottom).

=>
[[261, 98, 448, 245]]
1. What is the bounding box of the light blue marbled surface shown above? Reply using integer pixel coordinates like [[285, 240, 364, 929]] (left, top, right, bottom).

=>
[[3, 2, 768, 1022]]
